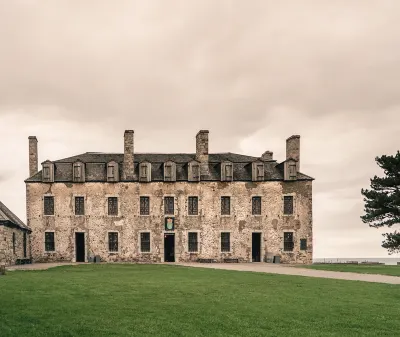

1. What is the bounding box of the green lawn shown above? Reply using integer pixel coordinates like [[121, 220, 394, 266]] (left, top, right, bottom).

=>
[[299, 264, 400, 277], [1, 264, 399, 337]]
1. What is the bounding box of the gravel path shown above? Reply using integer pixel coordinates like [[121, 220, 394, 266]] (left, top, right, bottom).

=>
[[6, 262, 400, 284], [176, 262, 400, 285]]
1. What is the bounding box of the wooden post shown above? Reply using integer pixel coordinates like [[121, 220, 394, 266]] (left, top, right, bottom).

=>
[[0, 265, 6, 276]]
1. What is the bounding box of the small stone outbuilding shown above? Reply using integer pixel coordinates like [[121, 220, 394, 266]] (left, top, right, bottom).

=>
[[0, 201, 31, 265]]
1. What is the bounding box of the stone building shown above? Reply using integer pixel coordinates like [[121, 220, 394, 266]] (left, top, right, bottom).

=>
[[25, 130, 314, 264], [0, 201, 31, 265]]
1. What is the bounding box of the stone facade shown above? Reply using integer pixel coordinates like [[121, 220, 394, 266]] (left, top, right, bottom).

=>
[[25, 130, 314, 264], [0, 201, 31, 266]]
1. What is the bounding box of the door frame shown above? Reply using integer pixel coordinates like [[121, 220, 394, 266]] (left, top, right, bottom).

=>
[[74, 231, 86, 263], [163, 232, 175, 262], [251, 231, 263, 262]]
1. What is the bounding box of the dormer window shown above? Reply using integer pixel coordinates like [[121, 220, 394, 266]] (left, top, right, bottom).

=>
[[252, 162, 264, 182], [42, 160, 54, 183], [188, 161, 200, 182], [107, 161, 119, 182], [164, 161, 176, 182], [139, 162, 151, 182], [284, 159, 297, 181], [221, 161, 233, 182], [73, 161, 85, 183]]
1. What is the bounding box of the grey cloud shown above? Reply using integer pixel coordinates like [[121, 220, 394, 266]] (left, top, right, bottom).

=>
[[1, 1, 400, 258]]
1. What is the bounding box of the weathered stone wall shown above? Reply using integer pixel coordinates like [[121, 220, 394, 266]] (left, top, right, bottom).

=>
[[0, 226, 31, 266], [26, 180, 312, 264]]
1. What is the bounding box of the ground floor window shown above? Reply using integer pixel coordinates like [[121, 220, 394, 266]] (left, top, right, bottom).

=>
[[188, 232, 198, 252], [140, 232, 151, 253], [221, 232, 230, 252], [283, 232, 294, 251], [45, 232, 55, 252], [108, 232, 119, 252]]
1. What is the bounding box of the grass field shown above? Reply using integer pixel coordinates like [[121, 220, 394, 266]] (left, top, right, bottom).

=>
[[300, 264, 400, 277], [1, 264, 399, 337]]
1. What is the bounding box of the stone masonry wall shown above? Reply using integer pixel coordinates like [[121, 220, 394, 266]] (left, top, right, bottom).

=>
[[0, 226, 30, 266], [26, 180, 312, 264]]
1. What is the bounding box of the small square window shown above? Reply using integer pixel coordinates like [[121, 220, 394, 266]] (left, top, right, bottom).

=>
[[300, 238, 307, 250]]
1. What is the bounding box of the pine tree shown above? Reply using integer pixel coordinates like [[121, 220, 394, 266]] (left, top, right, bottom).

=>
[[361, 151, 400, 254]]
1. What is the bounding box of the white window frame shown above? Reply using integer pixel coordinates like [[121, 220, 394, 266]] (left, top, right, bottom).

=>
[[73, 194, 86, 217], [43, 194, 55, 217], [187, 195, 199, 216]]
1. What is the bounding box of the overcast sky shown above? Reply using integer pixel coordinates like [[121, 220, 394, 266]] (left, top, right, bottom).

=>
[[1, 1, 399, 258]]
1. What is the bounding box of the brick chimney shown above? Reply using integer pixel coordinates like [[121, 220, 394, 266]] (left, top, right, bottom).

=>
[[123, 130, 135, 181], [286, 135, 300, 171], [196, 130, 209, 162], [261, 151, 273, 161], [196, 130, 209, 176], [28, 136, 38, 177]]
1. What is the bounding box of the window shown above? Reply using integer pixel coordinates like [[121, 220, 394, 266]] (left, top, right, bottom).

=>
[[221, 232, 230, 252], [188, 232, 198, 252], [284, 232, 294, 251], [252, 162, 264, 181], [12, 232, 16, 255], [45, 232, 55, 252], [23, 232, 27, 258], [108, 232, 118, 252], [44, 196, 54, 215], [221, 196, 230, 215], [252, 196, 261, 215], [75, 197, 85, 215], [164, 162, 176, 181], [188, 161, 200, 182], [139, 162, 151, 182], [140, 197, 150, 215], [108, 197, 118, 216], [140, 232, 151, 252], [221, 162, 233, 181], [283, 196, 294, 215], [74, 164, 81, 179], [188, 196, 198, 215], [289, 163, 297, 179], [164, 197, 174, 215], [107, 162, 119, 182], [43, 166, 50, 178], [300, 238, 307, 250]]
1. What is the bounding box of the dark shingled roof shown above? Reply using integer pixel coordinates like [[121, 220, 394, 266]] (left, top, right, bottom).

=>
[[0, 201, 31, 231], [25, 152, 314, 182]]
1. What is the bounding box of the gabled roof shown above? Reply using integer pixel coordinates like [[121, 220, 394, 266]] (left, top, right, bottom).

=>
[[52, 152, 261, 164], [25, 152, 314, 182], [0, 201, 31, 232]]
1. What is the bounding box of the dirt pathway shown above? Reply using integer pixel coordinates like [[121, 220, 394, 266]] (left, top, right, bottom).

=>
[[176, 262, 400, 285]]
